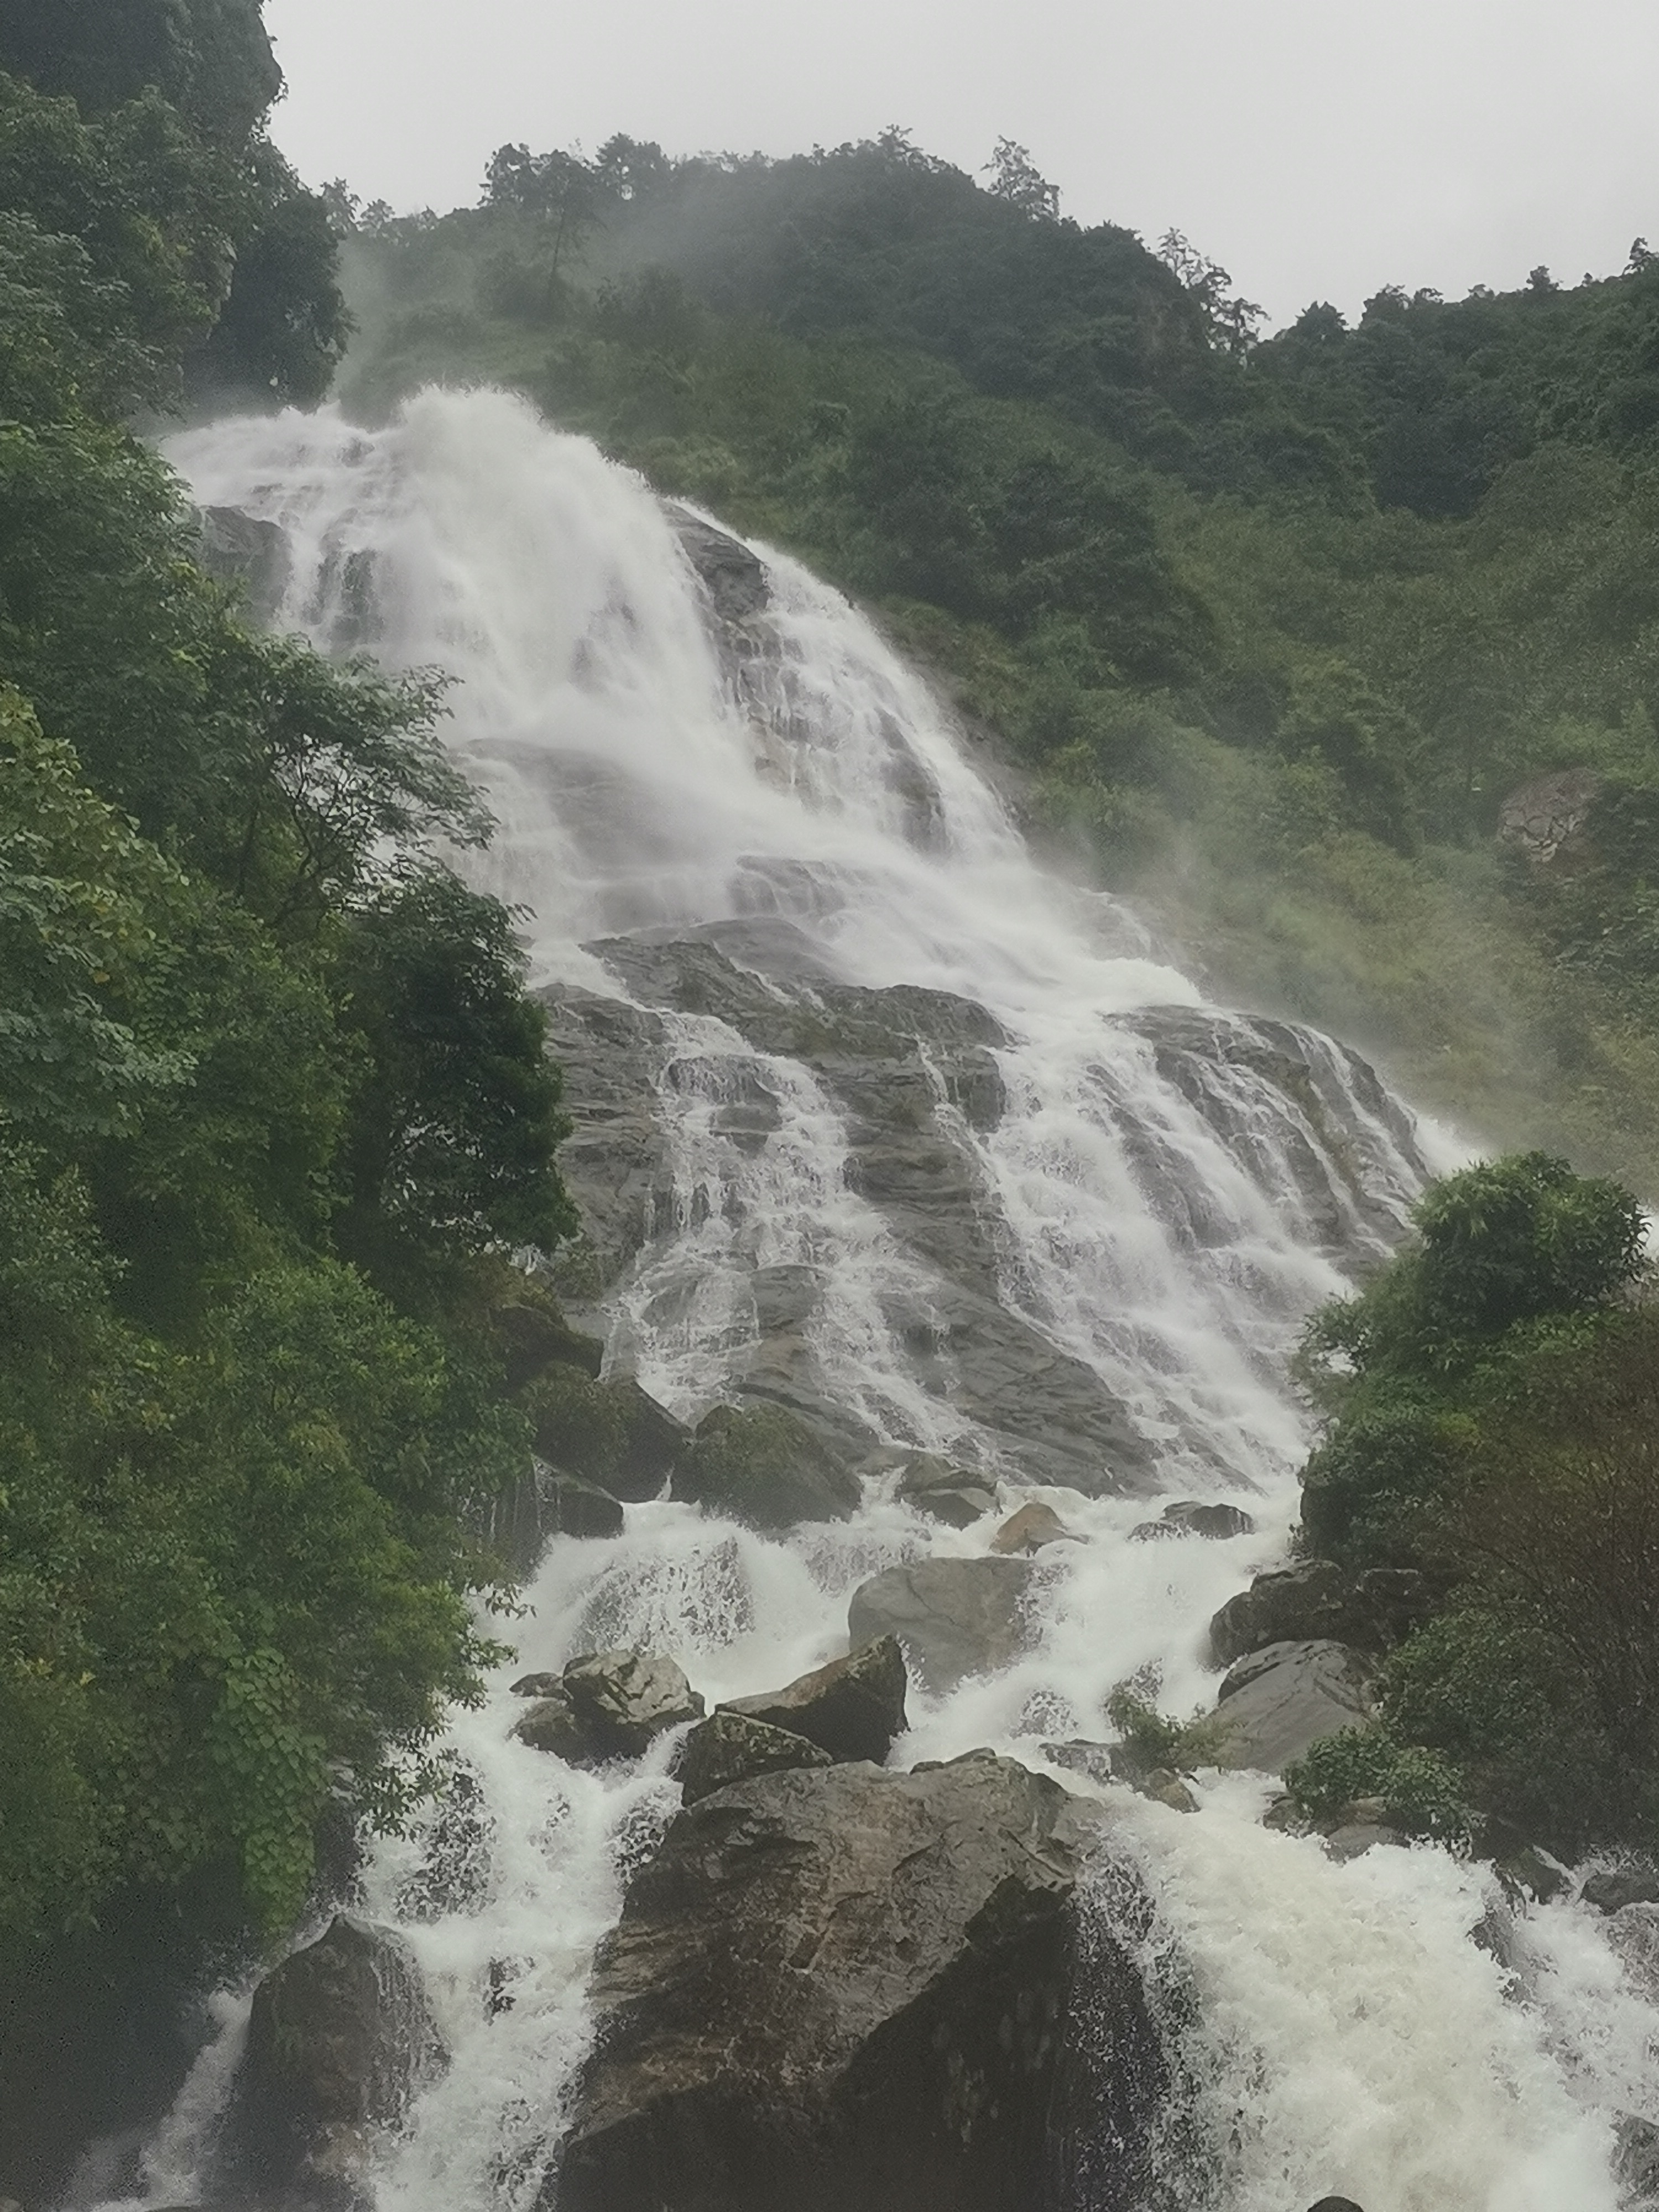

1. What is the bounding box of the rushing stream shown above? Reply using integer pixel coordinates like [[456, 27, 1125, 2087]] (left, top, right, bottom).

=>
[[128, 387, 1659, 2212]]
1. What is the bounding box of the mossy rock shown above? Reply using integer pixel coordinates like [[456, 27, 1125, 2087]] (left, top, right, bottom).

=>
[[675, 1403, 862, 1530], [524, 1366, 687, 1502]]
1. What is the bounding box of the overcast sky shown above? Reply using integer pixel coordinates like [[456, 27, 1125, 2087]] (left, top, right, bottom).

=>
[[264, 0, 1658, 327]]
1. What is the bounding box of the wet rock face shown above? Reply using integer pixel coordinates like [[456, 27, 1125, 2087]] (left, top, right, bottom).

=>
[[220, 1917, 444, 2205], [667, 508, 770, 626], [1211, 1640, 1376, 1775], [721, 1635, 908, 1764], [552, 935, 1155, 1494], [1117, 1005, 1425, 1264], [848, 1557, 1038, 1695], [554, 1754, 1162, 2212]]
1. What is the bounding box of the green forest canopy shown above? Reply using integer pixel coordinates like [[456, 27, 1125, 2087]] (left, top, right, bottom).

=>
[[336, 129, 1659, 1193]]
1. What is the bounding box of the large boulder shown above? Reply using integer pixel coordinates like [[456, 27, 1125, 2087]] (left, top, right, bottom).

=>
[[552, 1753, 1164, 2212], [722, 1636, 908, 1764], [1209, 1641, 1375, 1775], [674, 1710, 834, 1805], [512, 1651, 703, 1764], [525, 1367, 690, 1504], [990, 1502, 1076, 1554], [220, 1917, 444, 2203], [893, 1452, 998, 1528], [1130, 1499, 1255, 1542], [1207, 1560, 1433, 1666], [197, 504, 291, 622], [847, 1558, 1037, 1694], [675, 1402, 862, 1528]]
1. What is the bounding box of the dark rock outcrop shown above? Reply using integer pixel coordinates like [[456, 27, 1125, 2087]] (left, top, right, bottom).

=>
[[1211, 1640, 1375, 1774], [512, 1651, 703, 1764], [1130, 1499, 1255, 1542], [668, 508, 770, 624], [526, 1368, 689, 1504], [221, 1917, 444, 2204], [721, 1636, 908, 1764], [848, 1558, 1037, 1694], [544, 1474, 627, 1541], [675, 1402, 862, 1528], [1207, 1559, 1433, 1667], [553, 1752, 1163, 2212], [197, 505, 291, 622], [673, 1710, 834, 1804], [1582, 1862, 1659, 1913]]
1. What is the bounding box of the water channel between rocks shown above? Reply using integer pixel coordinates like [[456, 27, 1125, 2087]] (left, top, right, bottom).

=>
[[111, 385, 1659, 2212]]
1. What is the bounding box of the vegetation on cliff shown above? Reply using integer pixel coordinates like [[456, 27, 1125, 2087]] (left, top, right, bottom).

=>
[[0, 2, 572, 1965], [336, 134, 1659, 1192], [1291, 1152, 1657, 1854]]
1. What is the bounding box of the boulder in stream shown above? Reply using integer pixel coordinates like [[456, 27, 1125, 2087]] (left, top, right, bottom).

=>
[[221, 1916, 445, 2204], [512, 1651, 704, 1763], [990, 1501, 1076, 1554], [675, 1401, 862, 1528], [673, 1709, 834, 1804], [526, 1368, 689, 1504], [1130, 1499, 1255, 1542], [721, 1635, 908, 1763], [553, 1751, 1164, 2212], [848, 1556, 1039, 1694], [1209, 1639, 1375, 1775], [893, 1452, 998, 1527]]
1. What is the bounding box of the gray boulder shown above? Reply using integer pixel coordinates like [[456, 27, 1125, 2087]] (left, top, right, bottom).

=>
[[220, 1916, 444, 2203], [553, 1752, 1164, 2212], [722, 1636, 907, 1764], [564, 1650, 705, 1757], [990, 1501, 1076, 1554], [1210, 1640, 1375, 1775], [512, 1652, 703, 1764], [1208, 1559, 1432, 1666], [1130, 1499, 1255, 1542], [893, 1452, 998, 1527], [848, 1557, 1037, 1694], [675, 1402, 862, 1528], [673, 1710, 834, 1805], [1323, 1824, 1407, 1862]]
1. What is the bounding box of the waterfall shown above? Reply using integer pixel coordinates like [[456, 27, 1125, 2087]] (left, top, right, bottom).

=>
[[142, 387, 1656, 2212]]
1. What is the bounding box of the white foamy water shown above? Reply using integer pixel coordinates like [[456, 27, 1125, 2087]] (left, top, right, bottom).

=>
[[135, 387, 1657, 2212]]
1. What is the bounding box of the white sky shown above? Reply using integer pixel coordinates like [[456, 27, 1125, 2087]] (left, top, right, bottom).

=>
[[264, 0, 1659, 327]]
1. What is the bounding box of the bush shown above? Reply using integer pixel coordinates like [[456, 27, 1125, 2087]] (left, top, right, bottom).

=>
[[1284, 1726, 1470, 1842]]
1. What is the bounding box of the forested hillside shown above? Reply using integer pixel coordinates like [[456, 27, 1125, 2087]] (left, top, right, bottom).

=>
[[337, 134, 1659, 1190], [0, 0, 573, 1996]]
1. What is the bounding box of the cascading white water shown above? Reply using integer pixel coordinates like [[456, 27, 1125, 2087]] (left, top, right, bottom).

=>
[[142, 387, 1658, 2212]]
